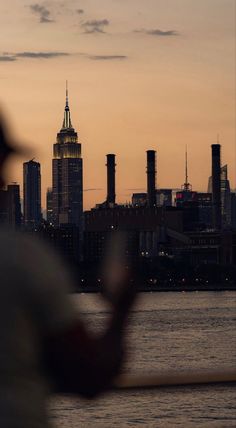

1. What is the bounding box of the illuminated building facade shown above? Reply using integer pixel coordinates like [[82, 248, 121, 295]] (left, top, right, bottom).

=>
[[52, 87, 83, 229]]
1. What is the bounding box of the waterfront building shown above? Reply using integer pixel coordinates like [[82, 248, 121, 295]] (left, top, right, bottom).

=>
[[132, 193, 147, 207], [156, 189, 172, 207], [27, 222, 81, 267], [197, 192, 212, 229], [84, 205, 184, 262], [23, 159, 41, 227]]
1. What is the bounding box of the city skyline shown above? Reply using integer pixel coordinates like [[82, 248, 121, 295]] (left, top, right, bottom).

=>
[[1, 0, 235, 209]]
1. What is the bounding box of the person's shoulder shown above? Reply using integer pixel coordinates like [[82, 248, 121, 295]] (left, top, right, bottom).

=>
[[0, 226, 76, 294], [0, 227, 68, 278], [0, 227, 49, 261]]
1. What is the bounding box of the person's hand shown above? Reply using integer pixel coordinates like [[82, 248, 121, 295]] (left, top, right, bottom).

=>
[[101, 231, 136, 315]]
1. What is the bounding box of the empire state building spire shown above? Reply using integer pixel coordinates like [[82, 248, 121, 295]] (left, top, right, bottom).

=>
[[62, 81, 73, 130]]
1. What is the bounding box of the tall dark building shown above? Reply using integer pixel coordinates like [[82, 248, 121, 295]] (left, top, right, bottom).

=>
[[211, 144, 222, 230], [106, 154, 116, 206], [221, 165, 231, 226], [208, 164, 231, 227], [23, 160, 41, 227], [7, 183, 21, 228], [52, 86, 83, 229], [146, 150, 156, 208]]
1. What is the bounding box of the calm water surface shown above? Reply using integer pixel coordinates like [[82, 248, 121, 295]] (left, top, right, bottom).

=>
[[50, 291, 236, 427]]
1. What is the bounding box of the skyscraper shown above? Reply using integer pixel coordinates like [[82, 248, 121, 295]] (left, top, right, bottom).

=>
[[208, 163, 231, 227], [7, 183, 21, 228], [23, 160, 41, 227], [0, 184, 21, 228], [211, 144, 221, 230], [52, 85, 83, 229], [220, 165, 231, 226]]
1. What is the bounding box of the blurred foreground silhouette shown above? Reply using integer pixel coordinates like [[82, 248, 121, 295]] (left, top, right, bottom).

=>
[[0, 113, 135, 427]]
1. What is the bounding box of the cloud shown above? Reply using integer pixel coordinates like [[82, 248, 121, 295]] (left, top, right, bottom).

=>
[[135, 28, 179, 36], [0, 51, 70, 62], [77, 9, 84, 14], [0, 55, 16, 62], [0, 51, 127, 63], [88, 55, 127, 61], [81, 19, 109, 34], [15, 51, 69, 59], [29, 3, 54, 23]]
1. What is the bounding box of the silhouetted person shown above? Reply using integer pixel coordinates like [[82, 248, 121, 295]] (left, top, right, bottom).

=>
[[0, 115, 135, 428]]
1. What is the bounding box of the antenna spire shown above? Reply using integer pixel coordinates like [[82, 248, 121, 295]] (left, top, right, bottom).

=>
[[182, 145, 192, 192], [66, 80, 69, 107], [62, 80, 73, 129], [185, 145, 188, 187]]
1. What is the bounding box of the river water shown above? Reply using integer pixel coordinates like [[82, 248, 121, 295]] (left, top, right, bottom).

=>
[[50, 291, 236, 427]]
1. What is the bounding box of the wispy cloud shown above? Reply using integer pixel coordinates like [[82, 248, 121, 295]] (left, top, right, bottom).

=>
[[29, 3, 54, 23], [0, 51, 70, 62], [0, 55, 16, 62], [88, 55, 127, 61], [15, 51, 69, 59], [135, 28, 179, 37], [81, 19, 109, 34], [0, 51, 127, 63]]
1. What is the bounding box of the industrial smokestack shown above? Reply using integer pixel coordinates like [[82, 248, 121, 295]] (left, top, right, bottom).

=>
[[146, 150, 156, 208], [106, 154, 116, 205], [211, 144, 221, 230]]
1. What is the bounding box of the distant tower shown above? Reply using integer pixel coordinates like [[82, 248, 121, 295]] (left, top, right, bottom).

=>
[[208, 163, 230, 227], [211, 144, 222, 230], [52, 83, 83, 228], [182, 146, 192, 192], [146, 150, 156, 208], [106, 154, 116, 206], [23, 159, 41, 227]]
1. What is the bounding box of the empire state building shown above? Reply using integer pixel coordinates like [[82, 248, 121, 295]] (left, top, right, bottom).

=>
[[52, 87, 83, 229]]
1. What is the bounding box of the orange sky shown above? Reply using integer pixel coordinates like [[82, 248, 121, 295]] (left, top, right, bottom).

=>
[[0, 0, 235, 209]]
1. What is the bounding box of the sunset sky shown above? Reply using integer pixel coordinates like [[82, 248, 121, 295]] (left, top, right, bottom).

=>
[[1, 0, 235, 209]]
